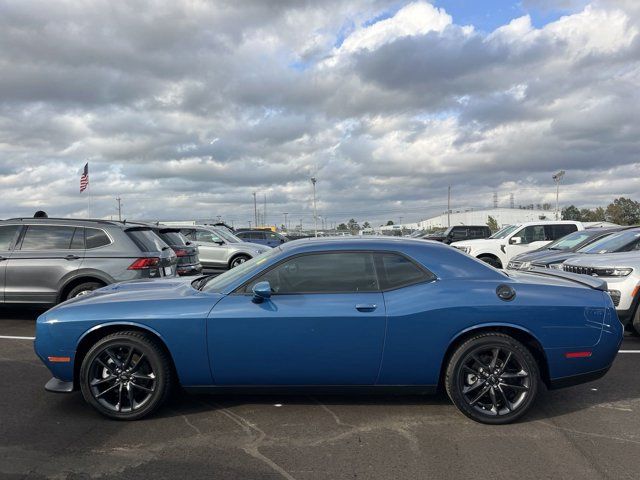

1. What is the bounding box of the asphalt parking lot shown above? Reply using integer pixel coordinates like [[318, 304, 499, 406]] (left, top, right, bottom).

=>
[[1, 309, 640, 480]]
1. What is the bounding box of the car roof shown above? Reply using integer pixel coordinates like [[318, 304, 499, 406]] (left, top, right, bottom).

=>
[[2, 217, 123, 228], [280, 235, 452, 253]]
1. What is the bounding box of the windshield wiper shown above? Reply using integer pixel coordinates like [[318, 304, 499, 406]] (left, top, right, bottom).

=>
[[193, 274, 217, 291]]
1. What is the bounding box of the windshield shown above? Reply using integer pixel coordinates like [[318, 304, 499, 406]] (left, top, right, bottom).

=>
[[200, 248, 281, 293], [545, 231, 596, 251], [578, 230, 640, 254], [159, 231, 187, 246], [489, 224, 519, 239], [409, 230, 426, 238], [213, 227, 241, 243]]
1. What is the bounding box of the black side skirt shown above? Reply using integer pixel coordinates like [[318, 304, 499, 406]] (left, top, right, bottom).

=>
[[183, 385, 439, 395]]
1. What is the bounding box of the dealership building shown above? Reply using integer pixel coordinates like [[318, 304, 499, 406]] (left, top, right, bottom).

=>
[[380, 207, 556, 232]]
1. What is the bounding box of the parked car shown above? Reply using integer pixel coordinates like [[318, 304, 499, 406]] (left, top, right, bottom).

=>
[[0, 218, 177, 305], [235, 230, 288, 247], [561, 229, 640, 331], [421, 225, 491, 244], [35, 237, 621, 424], [177, 225, 267, 269], [151, 226, 202, 276], [452, 221, 583, 269], [507, 227, 627, 270]]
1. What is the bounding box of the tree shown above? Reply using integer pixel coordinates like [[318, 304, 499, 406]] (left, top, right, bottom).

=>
[[347, 218, 360, 233], [606, 197, 640, 225], [337, 223, 348, 231], [486, 215, 499, 232], [580, 207, 606, 222], [386, 220, 394, 226], [362, 221, 371, 229], [542, 203, 552, 211], [561, 205, 582, 221]]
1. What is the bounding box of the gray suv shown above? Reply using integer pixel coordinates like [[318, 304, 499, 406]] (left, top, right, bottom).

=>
[[178, 225, 267, 269], [0, 218, 177, 304]]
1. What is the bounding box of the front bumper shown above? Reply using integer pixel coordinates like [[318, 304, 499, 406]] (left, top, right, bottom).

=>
[[45, 377, 75, 393]]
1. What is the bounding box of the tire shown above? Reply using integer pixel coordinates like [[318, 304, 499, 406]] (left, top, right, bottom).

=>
[[478, 255, 502, 269], [230, 254, 251, 269], [445, 333, 540, 425], [631, 305, 640, 336], [66, 281, 104, 301], [79, 331, 172, 420]]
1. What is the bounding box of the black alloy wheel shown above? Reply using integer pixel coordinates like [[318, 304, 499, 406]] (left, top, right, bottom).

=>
[[230, 255, 250, 268], [446, 333, 539, 424], [80, 331, 172, 420]]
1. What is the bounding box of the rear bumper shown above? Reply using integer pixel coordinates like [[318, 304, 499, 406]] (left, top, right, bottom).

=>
[[177, 263, 203, 276], [548, 366, 611, 390]]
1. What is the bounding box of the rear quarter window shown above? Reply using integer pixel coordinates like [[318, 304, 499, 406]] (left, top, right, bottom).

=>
[[376, 253, 435, 290], [85, 228, 111, 249]]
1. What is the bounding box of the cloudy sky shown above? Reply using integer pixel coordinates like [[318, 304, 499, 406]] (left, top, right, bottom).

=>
[[1, 0, 639, 227]]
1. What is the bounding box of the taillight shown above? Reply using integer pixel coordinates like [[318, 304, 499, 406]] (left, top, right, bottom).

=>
[[174, 249, 189, 257], [128, 257, 160, 270]]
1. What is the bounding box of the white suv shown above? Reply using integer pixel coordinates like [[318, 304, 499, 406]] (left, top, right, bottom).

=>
[[451, 221, 583, 269], [562, 249, 640, 333]]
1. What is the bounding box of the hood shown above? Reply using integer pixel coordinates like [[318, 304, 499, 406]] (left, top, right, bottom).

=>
[[451, 238, 502, 248], [508, 269, 607, 291], [49, 276, 216, 310], [511, 250, 578, 266], [563, 251, 640, 268]]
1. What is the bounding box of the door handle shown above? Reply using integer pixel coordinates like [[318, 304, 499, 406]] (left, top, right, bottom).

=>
[[355, 304, 377, 312], [65, 254, 80, 260]]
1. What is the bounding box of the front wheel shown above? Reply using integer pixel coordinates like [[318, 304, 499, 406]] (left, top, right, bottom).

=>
[[79, 331, 172, 420], [478, 255, 502, 269], [445, 333, 540, 424], [230, 254, 251, 269]]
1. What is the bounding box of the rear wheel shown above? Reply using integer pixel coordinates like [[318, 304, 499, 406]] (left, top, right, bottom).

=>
[[478, 255, 502, 269], [445, 333, 540, 424], [230, 254, 251, 269], [79, 331, 172, 420], [66, 281, 104, 300]]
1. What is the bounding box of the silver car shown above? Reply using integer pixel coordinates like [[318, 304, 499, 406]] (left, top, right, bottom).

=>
[[0, 218, 177, 304], [178, 225, 267, 269]]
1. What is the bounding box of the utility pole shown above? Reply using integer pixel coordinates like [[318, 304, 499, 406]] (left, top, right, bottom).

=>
[[283, 212, 288, 231], [263, 193, 267, 227], [510, 193, 515, 209], [552, 170, 565, 220], [252, 192, 258, 227], [447, 185, 451, 227], [115, 196, 122, 221], [493, 192, 498, 209], [311, 176, 318, 237]]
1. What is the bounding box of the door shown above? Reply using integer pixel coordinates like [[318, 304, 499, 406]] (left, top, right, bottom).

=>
[[207, 252, 386, 385], [504, 224, 548, 261], [264, 231, 282, 247], [5, 225, 85, 303], [0, 225, 21, 303], [181, 228, 227, 267]]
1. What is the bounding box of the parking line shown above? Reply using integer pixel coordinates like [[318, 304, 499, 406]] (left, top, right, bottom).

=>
[[619, 350, 640, 353], [0, 335, 35, 340]]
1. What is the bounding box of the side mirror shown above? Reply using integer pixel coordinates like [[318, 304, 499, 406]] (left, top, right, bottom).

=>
[[509, 236, 522, 245], [252, 281, 271, 303], [214, 240, 224, 245]]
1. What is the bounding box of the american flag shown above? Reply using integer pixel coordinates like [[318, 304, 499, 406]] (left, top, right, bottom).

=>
[[80, 163, 89, 192]]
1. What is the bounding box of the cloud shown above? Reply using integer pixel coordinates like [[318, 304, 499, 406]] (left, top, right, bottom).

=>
[[0, 0, 639, 226]]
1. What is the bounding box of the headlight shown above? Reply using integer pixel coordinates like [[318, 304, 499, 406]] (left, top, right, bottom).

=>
[[593, 267, 633, 277], [454, 246, 471, 254]]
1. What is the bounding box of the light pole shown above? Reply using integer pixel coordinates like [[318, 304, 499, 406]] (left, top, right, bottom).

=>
[[552, 170, 565, 220], [283, 212, 288, 232], [311, 176, 318, 237], [252, 192, 258, 227]]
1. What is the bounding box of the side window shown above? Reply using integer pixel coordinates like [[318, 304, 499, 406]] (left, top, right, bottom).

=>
[[450, 228, 468, 240], [181, 229, 197, 241], [19, 225, 76, 250], [244, 252, 378, 294], [266, 232, 279, 240], [196, 230, 223, 243], [86, 228, 111, 249], [70, 228, 85, 249], [518, 225, 546, 244], [376, 253, 435, 290], [546, 224, 578, 241], [0, 225, 20, 250]]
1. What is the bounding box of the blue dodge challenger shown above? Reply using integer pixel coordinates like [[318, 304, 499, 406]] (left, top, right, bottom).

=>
[[35, 237, 622, 424]]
